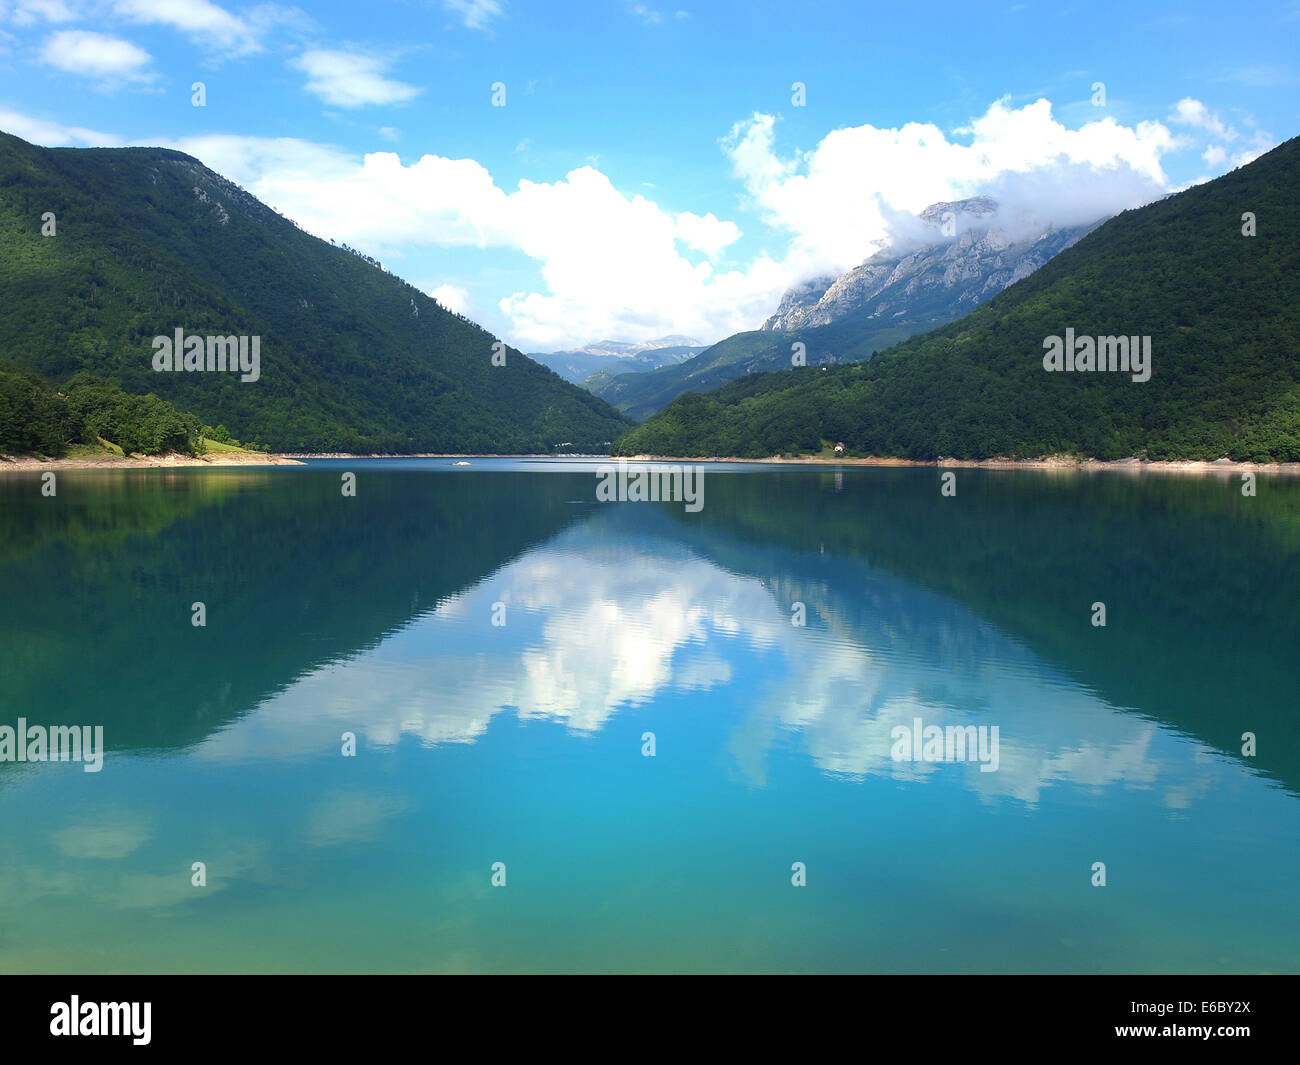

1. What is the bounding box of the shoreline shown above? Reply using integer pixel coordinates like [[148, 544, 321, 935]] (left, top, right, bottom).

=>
[[3, 450, 1297, 475], [0, 452, 305, 471], [275, 452, 612, 460], [619, 454, 1300, 474]]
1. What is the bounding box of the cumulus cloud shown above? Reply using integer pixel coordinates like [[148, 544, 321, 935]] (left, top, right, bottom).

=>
[[430, 283, 473, 316], [1169, 97, 1236, 140], [673, 210, 740, 256], [39, 29, 155, 86], [292, 48, 420, 108], [724, 97, 1176, 279]]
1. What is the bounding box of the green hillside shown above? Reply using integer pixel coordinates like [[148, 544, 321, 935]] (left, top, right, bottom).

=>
[[591, 317, 939, 423], [0, 131, 629, 453], [616, 136, 1300, 461]]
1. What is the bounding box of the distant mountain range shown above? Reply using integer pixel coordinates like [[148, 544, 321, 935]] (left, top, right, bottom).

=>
[[589, 197, 1101, 421], [527, 336, 707, 386], [0, 130, 629, 454], [616, 135, 1300, 462]]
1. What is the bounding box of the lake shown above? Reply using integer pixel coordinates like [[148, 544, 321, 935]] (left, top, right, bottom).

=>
[[1, 459, 1297, 973]]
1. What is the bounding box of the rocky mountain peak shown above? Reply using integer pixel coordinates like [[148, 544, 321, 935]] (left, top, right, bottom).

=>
[[762, 198, 1103, 332]]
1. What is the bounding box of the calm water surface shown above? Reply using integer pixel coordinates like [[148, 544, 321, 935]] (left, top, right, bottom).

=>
[[1, 459, 1297, 973]]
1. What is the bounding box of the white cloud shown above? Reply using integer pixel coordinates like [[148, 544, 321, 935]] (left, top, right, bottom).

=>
[[725, 97, 1176, 278], [496, 168, 777, 347], [1169, 97, 1236, 140], [673, 211, 740, 256], [1230, 136, 1274, 169], [5, 0, 77, 25], [291, 48, 420, 108], [111, 0, 293, 58], [0, 107, 124, 145], [430, 283, 472, 315], [39, 29, 154, 85], [443, 0, 503, 32], [1169, 98, 1274, 174]]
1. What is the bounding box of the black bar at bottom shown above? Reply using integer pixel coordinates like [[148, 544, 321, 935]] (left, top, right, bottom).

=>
[[0, 975, 1292, 1052]]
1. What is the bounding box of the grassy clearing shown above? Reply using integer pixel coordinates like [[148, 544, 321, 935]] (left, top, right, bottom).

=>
[[200, 437, 255, 454]]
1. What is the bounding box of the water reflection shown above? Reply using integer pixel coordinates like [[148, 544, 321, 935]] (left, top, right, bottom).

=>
[[191, 514, 1262, 813]]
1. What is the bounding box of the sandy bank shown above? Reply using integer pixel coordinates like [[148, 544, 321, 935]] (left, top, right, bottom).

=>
[[0, 452, 305, 471]]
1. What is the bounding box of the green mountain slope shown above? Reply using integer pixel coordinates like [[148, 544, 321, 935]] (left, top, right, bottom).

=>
[[591, 313, 941, 423], [0, 131, 629, 453], [616, 136, 1300, 461]]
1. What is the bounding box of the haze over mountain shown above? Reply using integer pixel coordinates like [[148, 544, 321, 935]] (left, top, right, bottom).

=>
[[0, 131, 629, 455], [616, 136, 1300, 463], [590, 198, 1102, 421], [527, 336, 707, 386]]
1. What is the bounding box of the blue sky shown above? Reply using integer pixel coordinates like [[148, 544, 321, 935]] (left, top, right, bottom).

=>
[[1, 0, 1296, 349]]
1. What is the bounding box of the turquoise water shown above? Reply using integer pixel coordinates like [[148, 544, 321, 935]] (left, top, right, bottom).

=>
[[1, 459, 1297, 973]]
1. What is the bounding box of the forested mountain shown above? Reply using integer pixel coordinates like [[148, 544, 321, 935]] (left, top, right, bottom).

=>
[[615, 136, 1300, 462], [0, 131, 629, 454]]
